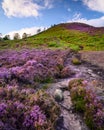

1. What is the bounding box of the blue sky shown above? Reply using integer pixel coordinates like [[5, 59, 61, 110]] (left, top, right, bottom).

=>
[[0, 0, 104, 38]]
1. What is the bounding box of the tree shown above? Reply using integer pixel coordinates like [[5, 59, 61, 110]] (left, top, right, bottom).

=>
[[3, 35, 10, 40], [37, 28, 41, 34], [44, 28, 46, 31], [0, 33, 2, 41], [13, 33, 20, 40], [27, 34, 31, 37], [0, 33, 2, 37], [22, 33, 27, 39]]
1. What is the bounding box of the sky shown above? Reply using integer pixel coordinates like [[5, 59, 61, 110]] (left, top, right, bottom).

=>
[[0, 0, 104, 39]]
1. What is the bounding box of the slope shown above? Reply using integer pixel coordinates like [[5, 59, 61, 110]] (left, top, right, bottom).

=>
[[0, 22, 104, 51]]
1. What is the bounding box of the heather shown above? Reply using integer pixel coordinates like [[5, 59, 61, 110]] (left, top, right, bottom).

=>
[[0, 49, 73, 87], [0, 86, 60, 130], [68, 79, 104, 130], [0, 48, 104, 130], [0, 49, 73, 129]]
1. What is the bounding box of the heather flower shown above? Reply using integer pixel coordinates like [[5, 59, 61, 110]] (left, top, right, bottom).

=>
[[0, 121, 4, 128], [0, 103, 7, 116], [82, 80, 88, 86], [21, 88, 36, 95], [24, 60, 37, 66], [0, 68, 11, 80], [14, 101, 25, 110], [7, 85, 19, 91], [23, 105, 46, 128]]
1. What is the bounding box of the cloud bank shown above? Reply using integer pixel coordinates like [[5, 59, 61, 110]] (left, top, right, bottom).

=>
[[71, 1, 104, 27], [2, 0, 54, 17], [83, 0, 104, 13], [68, 12, 104, 27]]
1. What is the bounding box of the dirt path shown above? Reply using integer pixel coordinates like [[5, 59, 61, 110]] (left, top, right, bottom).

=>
[[46, 78, 89, 130], [80, 51, 104, 69]]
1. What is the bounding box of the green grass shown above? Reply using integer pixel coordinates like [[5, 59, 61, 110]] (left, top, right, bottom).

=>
[[0, 24, 104, 51]]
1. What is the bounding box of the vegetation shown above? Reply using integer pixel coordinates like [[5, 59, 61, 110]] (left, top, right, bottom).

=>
[[68, 79, 104, 130], [0, 23, 104, 129], [0, 49, 71, 129], [0, 23, 104, 51], [22, 33, 28, 39], [0, 87, 60, 130], [0, 49, 72, 87], [3, 35, 10, 40], [13, 33, 20, 40], [72, 57, 81, 65]]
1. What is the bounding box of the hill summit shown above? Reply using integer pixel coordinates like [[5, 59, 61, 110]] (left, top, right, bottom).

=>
[[58, 22, 104, 34]]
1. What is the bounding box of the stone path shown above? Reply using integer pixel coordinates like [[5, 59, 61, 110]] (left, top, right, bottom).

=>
[[46, 78, 89, 130]]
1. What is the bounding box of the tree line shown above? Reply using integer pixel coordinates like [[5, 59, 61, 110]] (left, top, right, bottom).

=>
[[0, 28, 43, 41], [0, 32, 30, 41]]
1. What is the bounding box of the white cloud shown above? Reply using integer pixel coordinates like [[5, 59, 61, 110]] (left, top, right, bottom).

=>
[[2, 0, 40, 17], [82, 0, 104, 13], [2, 0, 54, 18], [67, 12, 104, 27], [4, 26, 46, 39], [44, 0, 54, 9], [72, 12, 82, 20]]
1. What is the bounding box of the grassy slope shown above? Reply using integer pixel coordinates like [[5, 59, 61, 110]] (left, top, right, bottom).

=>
[[0, 23, 104, 51]]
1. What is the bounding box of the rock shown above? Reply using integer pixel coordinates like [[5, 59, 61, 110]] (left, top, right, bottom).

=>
[[97, 71, 101, 74], [87, 69, 97, 77], [87, 69, 92, 73], [54, 89, 64, 102], [91, 73, 96, 77], [0, 63, 2, 67], [61, 66, 75, 78]]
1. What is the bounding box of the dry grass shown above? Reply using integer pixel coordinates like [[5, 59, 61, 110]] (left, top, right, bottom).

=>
[[80, 51, 104, 69]]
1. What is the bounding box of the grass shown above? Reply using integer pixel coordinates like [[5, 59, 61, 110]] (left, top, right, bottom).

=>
[[0, 24, 104, 51], [72, 57, 81, 65]]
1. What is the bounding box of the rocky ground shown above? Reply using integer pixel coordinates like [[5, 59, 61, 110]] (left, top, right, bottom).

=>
[[46, 78, 90, 130], [45, 51, 104, 130]]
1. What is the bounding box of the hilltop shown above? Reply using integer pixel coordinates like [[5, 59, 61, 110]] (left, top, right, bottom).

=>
[[60, 22, 104, 34], [0, 22, 104, 51]]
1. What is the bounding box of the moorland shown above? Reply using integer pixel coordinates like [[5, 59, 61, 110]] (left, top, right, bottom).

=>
[[0, 22, 104, 130]]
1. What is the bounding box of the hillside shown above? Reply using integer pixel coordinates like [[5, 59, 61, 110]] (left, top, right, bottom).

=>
[[0, 22, 104, 51], [0, 23, 104, 130]]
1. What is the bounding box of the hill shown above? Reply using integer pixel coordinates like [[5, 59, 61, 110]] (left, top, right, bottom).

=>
[[0, 23, 104, 130], [61, 22, 104, 34], [0, 22, 104, 51]]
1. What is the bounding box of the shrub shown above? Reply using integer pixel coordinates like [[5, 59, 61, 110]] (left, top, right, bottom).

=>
[[68, 78, 83, 90], [70, 85, 86, 112], [0, 86, 60, 130], [69, 79, 104, 130], [72, 57, 81, 65], [60, 66, 75, 78], [0, 49, 71, 86]]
